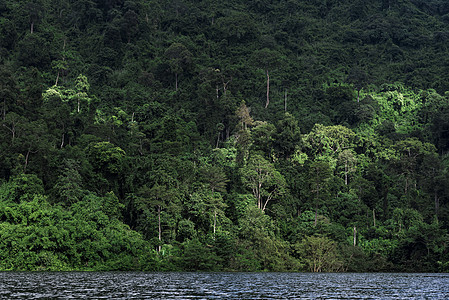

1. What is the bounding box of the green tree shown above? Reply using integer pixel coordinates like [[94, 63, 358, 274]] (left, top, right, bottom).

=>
[[294, 234, 344, 272], [240, 154, 287, 211], [338, 149, 357, 185], [250, 48, 284, 108], [0, 65, 19, 121], [164, 43, 193, 91], [273, 113, 301, 159], [53, 159, 83, 205], [307, 161, 332, 226]]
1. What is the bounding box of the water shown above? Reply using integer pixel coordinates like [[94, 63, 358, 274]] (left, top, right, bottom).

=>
[[0, 272, 448, 299]]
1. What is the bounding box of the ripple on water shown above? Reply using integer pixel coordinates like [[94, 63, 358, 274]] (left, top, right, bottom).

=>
[[1, 272, 449, 299]]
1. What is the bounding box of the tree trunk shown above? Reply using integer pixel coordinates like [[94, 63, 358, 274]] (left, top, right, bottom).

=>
[[353, 226, 357, 246], [30, 22, 34, 34], [24, 149, 31, 173], [60, 133, 65, 148], [314, 182, 320, 226], [158, 205, 162, 253], [265, 70, 270, 108], [213, 209, 217, 237], [373, 209, 376, 227], [284, 89, 287, 111], [344, 162, 348, 185], [175, 73, 178, 91], [435, 192, 439, 222]]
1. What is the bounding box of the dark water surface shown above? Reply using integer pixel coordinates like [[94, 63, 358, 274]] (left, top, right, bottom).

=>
[[0, 272, 448, 299]]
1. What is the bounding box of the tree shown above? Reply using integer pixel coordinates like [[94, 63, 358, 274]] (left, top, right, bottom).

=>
[[53, 159, 83, 205], [250, 121, 276, 159], [273, 113, 301, 159], [240, 154, 287, 211], [391, 138, 436, 197], [17, 33, 50, 67], [250, 48, 284, 108], [214, 11, 259, 44], [72, 74, 91, 114], [25, 0, 44, 34], [303, 124, 357, 158], [200, 165, 229, 236], [235, 101, 253, 130], [164, 43, 192, 91], [307, 161, 332, 226], [338, 149, 357, 185], [237, 205, 297, 271], [0, 18, 17, 50], [294, 235, 343, 272], [201, 165, 229, 194], [346, 67, 369, 103], [137, 183, 177, 252], [0, 65, 19, 121], [42, 74, 92, 115]]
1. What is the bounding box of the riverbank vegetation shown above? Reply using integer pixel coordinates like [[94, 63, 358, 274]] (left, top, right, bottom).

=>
[[1, 0, 449, 272]]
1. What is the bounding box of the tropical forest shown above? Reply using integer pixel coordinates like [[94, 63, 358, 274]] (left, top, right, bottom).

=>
[[1, 0, 449, 272]]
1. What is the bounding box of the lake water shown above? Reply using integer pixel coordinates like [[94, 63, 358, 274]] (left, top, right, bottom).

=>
[[1, 272, 448, 299]]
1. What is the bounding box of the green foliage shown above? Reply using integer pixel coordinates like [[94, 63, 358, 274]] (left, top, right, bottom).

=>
[[293, 235, 344, 272], [87, 141, 126, 175], [1, 0, 449, 272], [240, 153, 287, 211]]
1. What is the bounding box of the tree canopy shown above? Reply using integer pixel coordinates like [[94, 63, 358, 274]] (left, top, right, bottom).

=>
[[1, 0, 449, 272]]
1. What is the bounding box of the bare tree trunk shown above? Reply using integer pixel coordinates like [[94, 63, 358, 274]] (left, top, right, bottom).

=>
[[55, 72, 60, 86], [24, 149, 31, 172], [373, 209, 376, 227], [213, 209, 217, 237], [60, 133, 65, 148], [265, 70, 270, 108], [31, 22, 34, 34], [284, 89, 287, 111], [3, 123, 15, 141], [175, 73, 178, 91], [353, 226, 357, 246], [223, 79, 231, 95], [158, 205, 162, 253], [314, 180, 320, 226], [345, 162, 348, 185]]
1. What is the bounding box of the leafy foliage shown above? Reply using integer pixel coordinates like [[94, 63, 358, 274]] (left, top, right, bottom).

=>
[[1, 0, 449, 272]]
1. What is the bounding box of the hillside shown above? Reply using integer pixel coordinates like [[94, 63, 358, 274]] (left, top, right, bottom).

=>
[[1, 0, 449, 271]]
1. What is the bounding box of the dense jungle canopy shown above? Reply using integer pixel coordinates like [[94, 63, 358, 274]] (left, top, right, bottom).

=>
[[2, 0, 449, 271]]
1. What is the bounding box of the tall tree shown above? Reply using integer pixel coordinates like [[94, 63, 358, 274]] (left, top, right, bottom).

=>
[[164, 43, 192, 91], [250, 48, 283, 108], [307, 161, 332, 226], [240, 154, 287, 211]]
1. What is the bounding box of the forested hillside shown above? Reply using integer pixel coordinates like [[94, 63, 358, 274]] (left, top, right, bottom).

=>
[[1, 0, 449, 271]]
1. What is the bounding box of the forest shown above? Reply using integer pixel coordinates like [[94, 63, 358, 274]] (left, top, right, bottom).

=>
[[1, 0, 449, 272]]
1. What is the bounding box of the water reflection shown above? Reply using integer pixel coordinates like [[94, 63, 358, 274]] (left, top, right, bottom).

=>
[[0, 272, 448, 299]]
